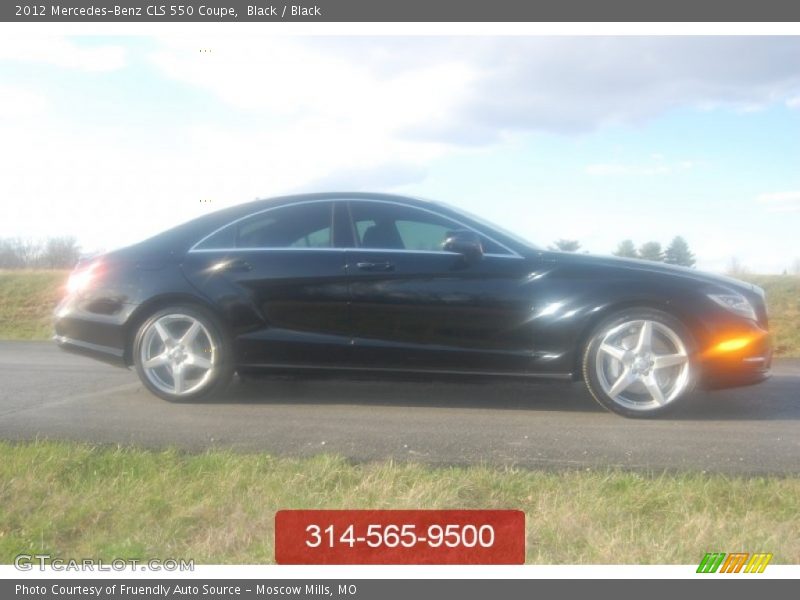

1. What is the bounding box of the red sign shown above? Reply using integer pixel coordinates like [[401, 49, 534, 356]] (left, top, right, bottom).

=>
[[275, 509, 525, 564]]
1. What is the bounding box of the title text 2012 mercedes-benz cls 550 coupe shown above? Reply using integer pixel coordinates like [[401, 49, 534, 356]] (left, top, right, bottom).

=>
[[54, 193, 771, 417]]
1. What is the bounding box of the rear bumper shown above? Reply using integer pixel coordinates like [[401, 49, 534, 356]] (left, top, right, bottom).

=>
[[54, 334, 128, 367], [53, 295, 136, 367]]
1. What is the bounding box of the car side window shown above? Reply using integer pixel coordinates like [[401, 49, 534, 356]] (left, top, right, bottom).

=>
[[349, 202, 455, 251], [348, 201, 511, 255], [195, 202, 333, 250]]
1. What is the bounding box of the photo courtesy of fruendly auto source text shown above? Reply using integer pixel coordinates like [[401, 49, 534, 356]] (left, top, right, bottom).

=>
[[0, 0, 799, 597]]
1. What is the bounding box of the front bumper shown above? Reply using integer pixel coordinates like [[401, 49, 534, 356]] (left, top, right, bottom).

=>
[[698, 322, 772, 389]]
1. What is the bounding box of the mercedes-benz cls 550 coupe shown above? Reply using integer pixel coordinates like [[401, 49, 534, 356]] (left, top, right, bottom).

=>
[[54, 192, 772, 417]]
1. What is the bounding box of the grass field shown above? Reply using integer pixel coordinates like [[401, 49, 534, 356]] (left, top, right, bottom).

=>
[[0, 270, 66, 340], [0, 269, 797, 355], [744, 275, 800, 357], [0, 441, 798, 564]]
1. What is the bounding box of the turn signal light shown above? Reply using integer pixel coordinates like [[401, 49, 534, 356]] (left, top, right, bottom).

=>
[[704, 333, 763, 358], [714, 338, 751, 353]]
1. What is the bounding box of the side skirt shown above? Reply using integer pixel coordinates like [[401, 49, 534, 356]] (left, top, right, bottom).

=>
[[235, 362, 573, 380]]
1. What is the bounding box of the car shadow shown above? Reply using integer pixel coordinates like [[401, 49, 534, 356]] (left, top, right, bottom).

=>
[[197, 370, 800, 421]]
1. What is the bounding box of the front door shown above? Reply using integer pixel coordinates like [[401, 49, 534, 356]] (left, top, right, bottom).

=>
[[343, 199, 538, 373]]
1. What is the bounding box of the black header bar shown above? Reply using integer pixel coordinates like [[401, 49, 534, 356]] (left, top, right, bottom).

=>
[[4, 0, 800, 22]]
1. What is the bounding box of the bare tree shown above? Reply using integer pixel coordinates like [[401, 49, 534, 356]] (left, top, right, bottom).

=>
[[40, 236, 81, 269], [726, 257, 750, 277], [0, 238, 39, 268], [0, 237, 80, 269]]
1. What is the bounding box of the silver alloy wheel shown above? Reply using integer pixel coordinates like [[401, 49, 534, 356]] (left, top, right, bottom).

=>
[[594, 319, 690, 412], [139, 313, 216, 397]]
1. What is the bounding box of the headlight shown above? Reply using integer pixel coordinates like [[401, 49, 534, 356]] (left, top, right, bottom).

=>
[[707, 293, 757, 320]]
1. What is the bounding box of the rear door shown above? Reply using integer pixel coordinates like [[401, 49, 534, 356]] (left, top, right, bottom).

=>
[[343, 199, 537, 373], [181, 200, 351, 368]]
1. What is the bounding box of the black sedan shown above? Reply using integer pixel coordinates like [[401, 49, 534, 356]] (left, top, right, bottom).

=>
[[54, 192, 771, 417]]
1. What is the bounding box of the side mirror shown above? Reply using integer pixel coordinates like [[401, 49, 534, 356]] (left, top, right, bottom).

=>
[[442, 230, 484, 263]]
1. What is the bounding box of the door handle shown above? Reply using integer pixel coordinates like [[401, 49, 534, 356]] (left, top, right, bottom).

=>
[[211, 258, 252, 273], [355, 261, 395, 272]]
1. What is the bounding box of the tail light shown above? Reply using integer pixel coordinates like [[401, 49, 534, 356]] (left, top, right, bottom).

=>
[[66, 260, 103, 295]]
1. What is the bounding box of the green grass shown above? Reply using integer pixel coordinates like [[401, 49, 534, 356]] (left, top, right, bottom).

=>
[[2, 270, 797, 355], [0, 270, 66, 340], [0, 441, 798, 564]]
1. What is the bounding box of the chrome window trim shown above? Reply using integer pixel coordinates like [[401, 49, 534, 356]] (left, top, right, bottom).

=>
[[190, 247, 345, 253], [188, 197, 523, 258], [187, 247, 520, 259]]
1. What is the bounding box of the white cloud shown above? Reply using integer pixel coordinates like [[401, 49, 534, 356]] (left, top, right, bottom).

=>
[[757, 191, 800, 212], [149, 37, 800, 142], [0, 37, 126, 71], [149, 37, 475, 136]]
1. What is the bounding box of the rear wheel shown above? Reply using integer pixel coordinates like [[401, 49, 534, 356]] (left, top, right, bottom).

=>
[[133, 305, 233, 402], [582, 309, 695, 417]]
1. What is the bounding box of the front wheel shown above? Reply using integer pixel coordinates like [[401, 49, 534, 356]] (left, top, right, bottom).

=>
[[582, 309, 695, 417], [133, 305, 233, 402]]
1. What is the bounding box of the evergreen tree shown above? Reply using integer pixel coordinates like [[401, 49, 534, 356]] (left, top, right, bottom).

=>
[[664, 236, 695, 267], [613, 239, 638, 258], [638, 241, 664, 262], [550, 239, 581, 252]]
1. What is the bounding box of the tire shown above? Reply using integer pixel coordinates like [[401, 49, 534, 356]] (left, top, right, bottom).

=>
[[582, 308, 696, 418], [133, 304, 234, 402]]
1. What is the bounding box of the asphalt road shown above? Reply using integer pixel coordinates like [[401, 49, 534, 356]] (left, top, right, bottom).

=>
[[1, 341, 799, 474]]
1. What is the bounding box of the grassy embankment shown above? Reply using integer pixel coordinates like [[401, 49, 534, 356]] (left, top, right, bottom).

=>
[[1, 270, 797, 355], [0, 270, 67, 340], [0, 441, 798, 564]]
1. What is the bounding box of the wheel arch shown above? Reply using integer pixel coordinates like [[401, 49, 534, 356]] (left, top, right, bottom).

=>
[[123, 293, 225, 366], [571, 298, 700, 381]]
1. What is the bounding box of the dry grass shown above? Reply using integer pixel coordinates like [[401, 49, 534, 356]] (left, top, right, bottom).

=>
[[0, 270, 67, 339], [745, 275, 800, 357], [1, 441, 798, 564]]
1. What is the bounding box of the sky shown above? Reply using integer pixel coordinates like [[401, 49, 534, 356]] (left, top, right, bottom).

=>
[[0, 35, 799, 273]]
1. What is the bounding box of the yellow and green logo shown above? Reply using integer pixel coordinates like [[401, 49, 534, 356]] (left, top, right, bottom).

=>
[[697, 552, 772, 573]]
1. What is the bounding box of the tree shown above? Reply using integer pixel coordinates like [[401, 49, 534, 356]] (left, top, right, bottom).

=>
[[40, 236, 81, 269], [726, 257, 749, 277], [664, 236, 696, 267], [638, 241, 664, 262], [0, 236, 81, 269], [549, 239, 581, 252], [791, 258, 800, 275], [613, 239, 638, 258], [0, 238, 39, 268]]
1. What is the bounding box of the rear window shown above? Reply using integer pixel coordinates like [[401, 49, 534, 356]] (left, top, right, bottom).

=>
[[194, 202, 333, 250]]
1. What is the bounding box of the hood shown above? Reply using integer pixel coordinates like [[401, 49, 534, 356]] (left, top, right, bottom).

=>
[[542, 251, 762, 296]]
